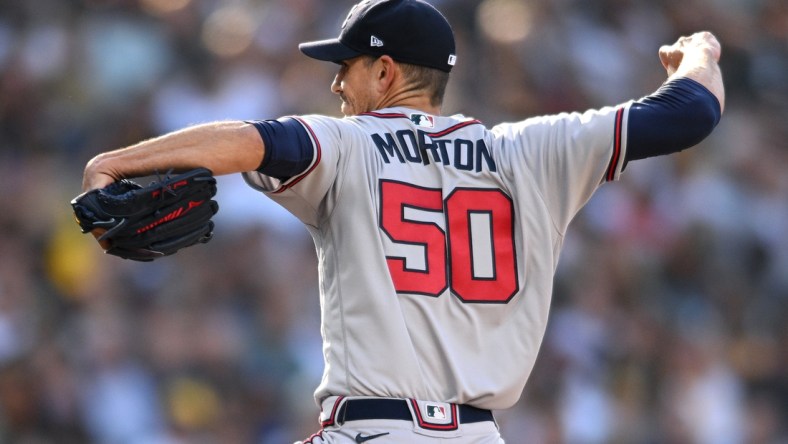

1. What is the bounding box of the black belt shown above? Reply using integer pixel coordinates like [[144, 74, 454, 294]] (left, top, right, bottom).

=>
[[337, 398, 494, 424]]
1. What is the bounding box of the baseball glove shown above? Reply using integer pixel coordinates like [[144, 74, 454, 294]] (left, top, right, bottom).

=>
[[71, 168, 219, 261]]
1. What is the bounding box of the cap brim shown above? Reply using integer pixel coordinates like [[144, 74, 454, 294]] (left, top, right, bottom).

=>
[[298, 38, 363, 63]]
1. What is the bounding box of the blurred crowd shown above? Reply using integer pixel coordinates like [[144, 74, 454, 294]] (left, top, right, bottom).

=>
[[0, 0, 786, 443]]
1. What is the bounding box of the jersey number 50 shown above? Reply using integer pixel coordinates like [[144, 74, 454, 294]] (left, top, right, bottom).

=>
[[379, 180, 519, 304]]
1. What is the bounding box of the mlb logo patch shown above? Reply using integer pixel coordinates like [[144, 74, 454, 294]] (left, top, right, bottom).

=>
[[426, 404, 446, 419], [412, 399, 458, 432], [410, 113, 435, 128]]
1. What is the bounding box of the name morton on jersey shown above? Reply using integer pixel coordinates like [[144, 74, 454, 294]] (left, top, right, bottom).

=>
[[372, 129, 497, 173]]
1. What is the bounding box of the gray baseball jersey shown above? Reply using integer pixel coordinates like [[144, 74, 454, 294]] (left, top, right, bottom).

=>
[[244, 103, 630, 410]]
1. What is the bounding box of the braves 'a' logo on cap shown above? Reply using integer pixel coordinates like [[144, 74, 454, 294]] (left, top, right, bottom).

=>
[[342, 0, 372, 29]]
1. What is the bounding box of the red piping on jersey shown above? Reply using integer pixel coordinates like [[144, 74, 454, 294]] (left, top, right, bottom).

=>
[[272, 116, 322, 194], [425, 120, 482, 138], [301, 430, 324, 443], [320, 396, 345, 427], [408, 399, 460, 431], [606, 107, 625, 182], [360, 111, 483, 138], [360, 111, 409, 119]]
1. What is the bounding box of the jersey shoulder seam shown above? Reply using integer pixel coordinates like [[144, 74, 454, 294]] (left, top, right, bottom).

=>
[[318, 119, 361, 226]]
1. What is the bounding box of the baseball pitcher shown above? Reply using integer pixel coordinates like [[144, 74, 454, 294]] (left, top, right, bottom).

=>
[[75, 0, 724, 442]]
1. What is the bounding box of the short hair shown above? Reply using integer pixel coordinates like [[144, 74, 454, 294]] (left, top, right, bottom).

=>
[[363, 56, 450, 107], [398, 62, 450, 107]]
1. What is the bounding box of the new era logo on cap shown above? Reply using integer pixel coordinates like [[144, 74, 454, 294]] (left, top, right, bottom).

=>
[[370, 35, 384, 47]]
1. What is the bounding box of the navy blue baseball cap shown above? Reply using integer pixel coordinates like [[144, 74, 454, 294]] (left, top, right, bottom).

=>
[[299, 0, 457, 72]]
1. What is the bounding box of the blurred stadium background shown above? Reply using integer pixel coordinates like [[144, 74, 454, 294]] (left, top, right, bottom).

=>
[[0, 0, 786, 442]]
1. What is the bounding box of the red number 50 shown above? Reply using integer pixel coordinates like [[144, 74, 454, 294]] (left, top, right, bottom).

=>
[[379, 180, 519, 303]]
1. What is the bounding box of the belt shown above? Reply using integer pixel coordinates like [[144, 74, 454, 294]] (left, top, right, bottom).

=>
[[336, 398, 494, 426]]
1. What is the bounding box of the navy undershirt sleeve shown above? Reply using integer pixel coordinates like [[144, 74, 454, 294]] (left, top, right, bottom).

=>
[[247, 117, 314, 181], [625, 78, 721, 165]]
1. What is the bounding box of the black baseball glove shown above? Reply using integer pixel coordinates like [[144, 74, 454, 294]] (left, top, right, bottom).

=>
[[71, 168, 219, 261]]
